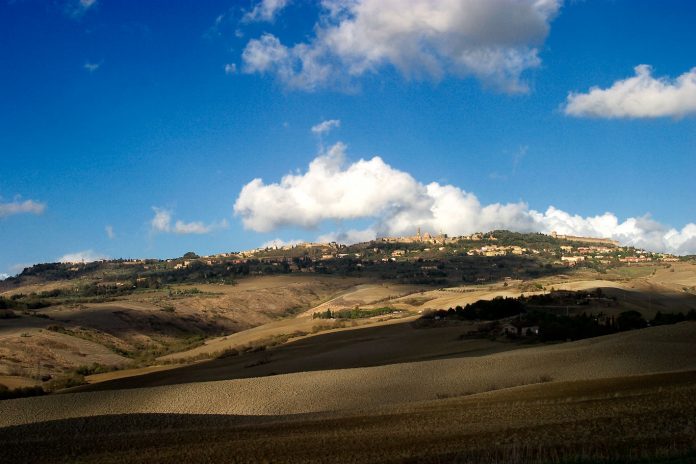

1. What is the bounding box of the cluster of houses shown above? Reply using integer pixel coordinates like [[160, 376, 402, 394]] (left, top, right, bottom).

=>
[[618, 256, 653, 263], [467, 245, 527, 257], [558, 244, 680, 267]]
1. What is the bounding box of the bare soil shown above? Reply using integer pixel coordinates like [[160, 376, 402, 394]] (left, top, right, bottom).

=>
[[2, 370, 695, 463]]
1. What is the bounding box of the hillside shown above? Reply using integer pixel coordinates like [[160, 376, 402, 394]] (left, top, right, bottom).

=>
[[0, 231, 694, 395], [0, 275, 367, 387], [1, 230, 686, 293], [0, 252, 696, 389]]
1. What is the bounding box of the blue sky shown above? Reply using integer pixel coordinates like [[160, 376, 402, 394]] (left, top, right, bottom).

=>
[[2, 0, 696, 276]]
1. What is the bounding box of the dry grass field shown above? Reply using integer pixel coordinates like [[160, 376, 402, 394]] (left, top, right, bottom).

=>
[[0, 317, 130, 381], [0, 275, 368, 380], [157, 282, 421, 363]]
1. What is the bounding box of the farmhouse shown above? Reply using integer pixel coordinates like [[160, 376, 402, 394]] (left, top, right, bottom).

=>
[[500, 323, 539, 337]]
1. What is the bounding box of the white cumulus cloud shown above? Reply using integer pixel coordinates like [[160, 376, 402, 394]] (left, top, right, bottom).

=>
[[241, 0, 561, 92], [311, 119, 340, 135], [564, 65, 696, 118], [58, 250, 108, 264], [243, 0, 290, 23], [234, 142, 696, 254], [0, 199, 46, 218], [224, 63, 237, 74], [150, 207, 228, 235], [84, 62, 101, 72]]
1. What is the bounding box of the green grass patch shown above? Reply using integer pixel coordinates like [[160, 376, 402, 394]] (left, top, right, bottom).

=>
[[609, 265, 659, 279], [313, 306, 399, 319]]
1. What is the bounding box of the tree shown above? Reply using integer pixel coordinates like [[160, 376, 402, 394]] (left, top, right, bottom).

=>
[[616, 310, 647, 331]]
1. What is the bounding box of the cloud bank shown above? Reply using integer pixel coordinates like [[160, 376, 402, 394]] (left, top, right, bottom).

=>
[[59, 250, 108, 264], [565, 65, 696, 118], [241, 0, 561, 92], [261, 238, 304, 249], [150, 207, 228, 235], [0, 199, 46, 218], [234, 142, 696, 254]]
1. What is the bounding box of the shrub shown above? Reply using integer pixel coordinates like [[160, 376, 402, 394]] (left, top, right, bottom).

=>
[[75, 363, 113, 376], [616, 310, 647, 331], [45, 373, 86, 391], [651, 311, 686, 326], [0, 308, 18, 319]]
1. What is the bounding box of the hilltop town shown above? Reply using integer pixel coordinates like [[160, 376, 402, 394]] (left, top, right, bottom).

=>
[[2, 230, 685, 292], [214, 229, 681, 272]]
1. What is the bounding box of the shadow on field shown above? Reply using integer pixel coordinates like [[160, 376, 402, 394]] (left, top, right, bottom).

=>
[[73, 318, 525, 392]]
